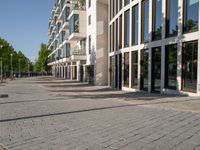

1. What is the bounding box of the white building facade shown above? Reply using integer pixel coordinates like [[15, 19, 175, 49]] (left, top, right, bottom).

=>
[[48, 0, 108, 85], [108, 0, 200, 95]]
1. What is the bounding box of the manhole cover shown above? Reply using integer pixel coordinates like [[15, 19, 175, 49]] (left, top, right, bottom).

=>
[[0, 94, 9, 98]]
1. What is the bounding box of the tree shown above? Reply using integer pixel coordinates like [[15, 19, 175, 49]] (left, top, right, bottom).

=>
[[0, 37, 31, 75], [34, 43, 51, 74]]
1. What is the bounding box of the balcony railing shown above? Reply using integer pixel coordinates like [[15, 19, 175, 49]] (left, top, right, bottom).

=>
[[71, 47, 86, 55], [70, 2, 86, 13]]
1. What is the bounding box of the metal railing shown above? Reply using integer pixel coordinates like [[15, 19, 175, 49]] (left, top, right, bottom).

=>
[[71, 47, 86, 55], [70, 2, 86, 13]]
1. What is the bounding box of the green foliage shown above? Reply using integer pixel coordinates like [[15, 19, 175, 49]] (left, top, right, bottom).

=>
[[0, 37, 31, 73], [34, 43, 51, 74]]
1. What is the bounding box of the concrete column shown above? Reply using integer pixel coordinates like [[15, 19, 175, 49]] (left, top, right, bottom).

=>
[[138, 1, 142, 45], [148, 48, 152, 93], [122, 53, 124, 87], [64, 65, 66, 79], [149, 0, 153, 43], [129, 51, 132, 89], [58, 65, 60, 78], [77, 61, 81, 81], [161, 45, 165, 93], [161, 0, 166, 93], [60, 65, 62, 78], [148, 0, 153, 93], [70, 63, 73, 80], [138, 50, 141, 90], [122, 10, 124, 49], [177, 0, 184, 92], [197, 0, 200, 94]]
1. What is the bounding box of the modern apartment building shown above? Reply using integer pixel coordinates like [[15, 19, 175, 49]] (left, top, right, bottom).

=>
[[48, 0, 108, 85], [48, 0, 200, 95], [108, 0, 200, 95]]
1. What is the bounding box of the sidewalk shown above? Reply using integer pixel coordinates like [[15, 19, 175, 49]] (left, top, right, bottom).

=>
[[0, 77, 200, 150]]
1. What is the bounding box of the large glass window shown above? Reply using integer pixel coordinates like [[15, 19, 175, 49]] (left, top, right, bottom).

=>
[[166, 0, 178, 37], [69, 14, 79, 35], [113, 0, 115, 17], [110, 0, 112, 20], [110, 56, 115, 87], [116, 19, 118, 51], [131, 51, 138, 88], [124, 10, 130, 47], [152, 47, 161, 92], [132, 4, 139, 45], [165, 44, 177, 90], [110, 25, 112, 52], [141, 49, 149, 91], [89, 35, 91, 54], [182, 41, 198, 92], [124, 0, 131, 6], [88, 0, 91, 8], [152, 0, 162, 40], [112, 23, 115, 51], [65, 43, 71, 58], [124, 52, 130, 87], [141, 0, 149, 43], [63, 7, 70, 22], [119, 15, 122, 49], [119, 0, 123, 10], [183, 0, 199, 33]]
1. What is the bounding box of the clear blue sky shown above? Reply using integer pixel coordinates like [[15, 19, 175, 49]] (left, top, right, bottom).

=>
[[0, 0, 54, 62]]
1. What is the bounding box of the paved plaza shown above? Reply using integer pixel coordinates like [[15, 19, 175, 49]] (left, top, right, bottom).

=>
[[0, 77, 200, 150]]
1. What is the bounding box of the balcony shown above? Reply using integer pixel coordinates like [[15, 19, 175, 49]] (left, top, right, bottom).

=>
[[70, 2, 86, 13], [68, 12, 86, 41], [70, 47, 86, 61]]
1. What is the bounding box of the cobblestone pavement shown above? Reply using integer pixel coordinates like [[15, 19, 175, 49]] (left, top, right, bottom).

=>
[[0, 77, 200, 150]]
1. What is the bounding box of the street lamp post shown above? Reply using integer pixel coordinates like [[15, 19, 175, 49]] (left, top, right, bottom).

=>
[[10, 53, 13, 80], [0, 57, 2, 83], [19, 58, 21, 78], [0, 45, 3, 83]]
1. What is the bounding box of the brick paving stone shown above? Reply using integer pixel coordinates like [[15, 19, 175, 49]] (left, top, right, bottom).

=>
[[0, 77, 200, 149]]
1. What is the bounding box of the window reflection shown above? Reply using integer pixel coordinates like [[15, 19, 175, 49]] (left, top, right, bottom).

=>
[[141, 0, 149, 43], [152, 0, 162, 40], [132, 4, 139, 45], [124, 10, 130, 47], [166, 0, 178, 37], [165, 44, 177, 90], [124, 52, 130, 87], [184, 0, 199, 33]]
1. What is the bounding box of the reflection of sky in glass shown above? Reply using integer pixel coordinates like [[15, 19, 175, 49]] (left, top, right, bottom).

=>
[[125, 10, 130, 46], [169, 0, 178, 34], [144, 0, 149, 41], [155, 0, 162, 30], [133, 5, 139, 44], [187, 0, 199, 24]]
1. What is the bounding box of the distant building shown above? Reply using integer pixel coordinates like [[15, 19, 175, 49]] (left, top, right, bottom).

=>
[[48, 0, 108, 85]]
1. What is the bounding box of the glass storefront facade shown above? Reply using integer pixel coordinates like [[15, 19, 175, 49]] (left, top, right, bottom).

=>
[[109, 0, 199, 94]]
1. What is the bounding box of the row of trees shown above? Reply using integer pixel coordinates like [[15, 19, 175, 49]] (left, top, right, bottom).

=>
[[0, 37, 51, 77], [0, 37, 33, 75]]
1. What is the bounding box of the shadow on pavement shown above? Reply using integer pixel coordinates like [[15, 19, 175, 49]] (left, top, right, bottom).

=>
[[1, 97, 199, 123]]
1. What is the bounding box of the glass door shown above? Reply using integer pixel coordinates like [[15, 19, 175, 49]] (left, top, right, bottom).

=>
[[182, 41, 198, 92], [140, 49, 149, 91], [151, 47, 161, 92]]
